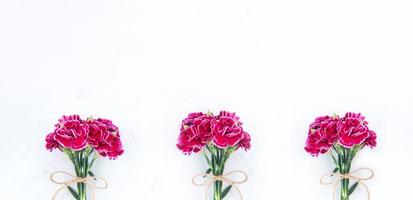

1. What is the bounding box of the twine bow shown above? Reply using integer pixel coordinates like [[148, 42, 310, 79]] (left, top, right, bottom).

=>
[[50, 171, 108, 200], [320, 168, 374, 200], [192, 170, 248, 200]]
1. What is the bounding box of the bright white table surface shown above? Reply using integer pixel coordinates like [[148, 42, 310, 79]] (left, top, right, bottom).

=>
[[1, 0, 412, 199]]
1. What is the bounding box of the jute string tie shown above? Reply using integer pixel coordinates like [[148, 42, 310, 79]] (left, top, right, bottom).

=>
[[50, 171, 108, 200], [192, 170, 248, 200], [320, 167, 374, 200]]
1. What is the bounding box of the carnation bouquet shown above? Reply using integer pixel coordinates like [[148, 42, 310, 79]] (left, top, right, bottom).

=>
[[177, 111, 251, 200], [304, 113, 377, 200], [45, 115, 123, 200]]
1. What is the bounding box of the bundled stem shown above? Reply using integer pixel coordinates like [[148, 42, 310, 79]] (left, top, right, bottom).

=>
[[64, 147, 97, 200], [204, 145, 235, 200], [332, 145, 361, 200]]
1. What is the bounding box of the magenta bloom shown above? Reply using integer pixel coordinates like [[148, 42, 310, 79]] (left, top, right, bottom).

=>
[[45, 115, 124, 159], [184, 112, 214, 144], [54, 115, 89, 151], [305, 116, 339, 156], [97, 118, 119, 134], [364, 130, 377, 148], [310, 116, 339, 144], [45, 132, 59, 151], [337, 113, 371, 148], [95, 132, 124, 159], [87, 120, 109, 147], [305, 112, 377, 156], [177, 112, 213, 154], [238, 132, 251, 150], [57, 115, 82, 125], [177, 111, 251, 154], [177, 128, 204, 154], [89, 118, 123, 159], [212, 111, 245, 148]]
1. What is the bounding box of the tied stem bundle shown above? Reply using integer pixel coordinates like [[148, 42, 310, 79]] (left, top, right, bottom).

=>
[[50, 171, 108, 200], [177, 111, 251, 200], [320, 168, 374, 200], [45, 115, 124, 200], [304, 113, 377, 200], [192, 170, 248, 200]]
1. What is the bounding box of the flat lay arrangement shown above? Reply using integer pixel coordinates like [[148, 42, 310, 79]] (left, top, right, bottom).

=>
[[4, 1, 412, 199], [43, 112, 376, 200]]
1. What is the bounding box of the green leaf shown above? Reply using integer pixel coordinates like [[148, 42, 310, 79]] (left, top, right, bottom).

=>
[[204, 154, 211, 166], [88, 171, 95, 177], [338, 154, 342, 169], [350, 145, 361, 161], [221, 185, 233, 199], [88, 171, 98, 181], [67, 186, 79, 199], [349, 182, 359, 195], [331, 155, 338, 166], [88, 153, 98, 170], [205, 168, 212, 174], [203, 168, 212, 178], [332, 167, 339, 174]]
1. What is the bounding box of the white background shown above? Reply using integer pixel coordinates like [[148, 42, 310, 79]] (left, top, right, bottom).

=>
[[0, 0, 412, 199]]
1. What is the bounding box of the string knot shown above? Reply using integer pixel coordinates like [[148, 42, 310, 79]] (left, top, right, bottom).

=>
[[50, 171, 108, 200], [320, 167, 374, 200], [192, 170, 248, 200]]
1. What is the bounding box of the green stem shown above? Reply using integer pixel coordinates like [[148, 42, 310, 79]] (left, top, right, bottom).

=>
[[74, 149, 91, 200], [336, 147, 351, 200], [207, 146, 227, 200], [214, 181, 223, 200]]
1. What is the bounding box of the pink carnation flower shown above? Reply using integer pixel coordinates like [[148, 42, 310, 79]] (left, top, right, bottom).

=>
[[45, 115, 124, 159], [177, 112, 212, 154], [54, 115, 89, 151], [337, 113, 370, 148], [95, 132, 124, 159], [364, 130, 377, 148], [183, 112, 214, 144], [45, 132, 59, 151], [177, 127, 204, 154], [87, 118, 123, 159], [97, 118, 119, 134], [305, 131, 330, 156], [305, 116, 339, 156], [238, 132, 251, 151], [305, 112, 377, 156], [177, 111, 251, 154], [212, 111, 245, 148], [87, 120, 109, 147]]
